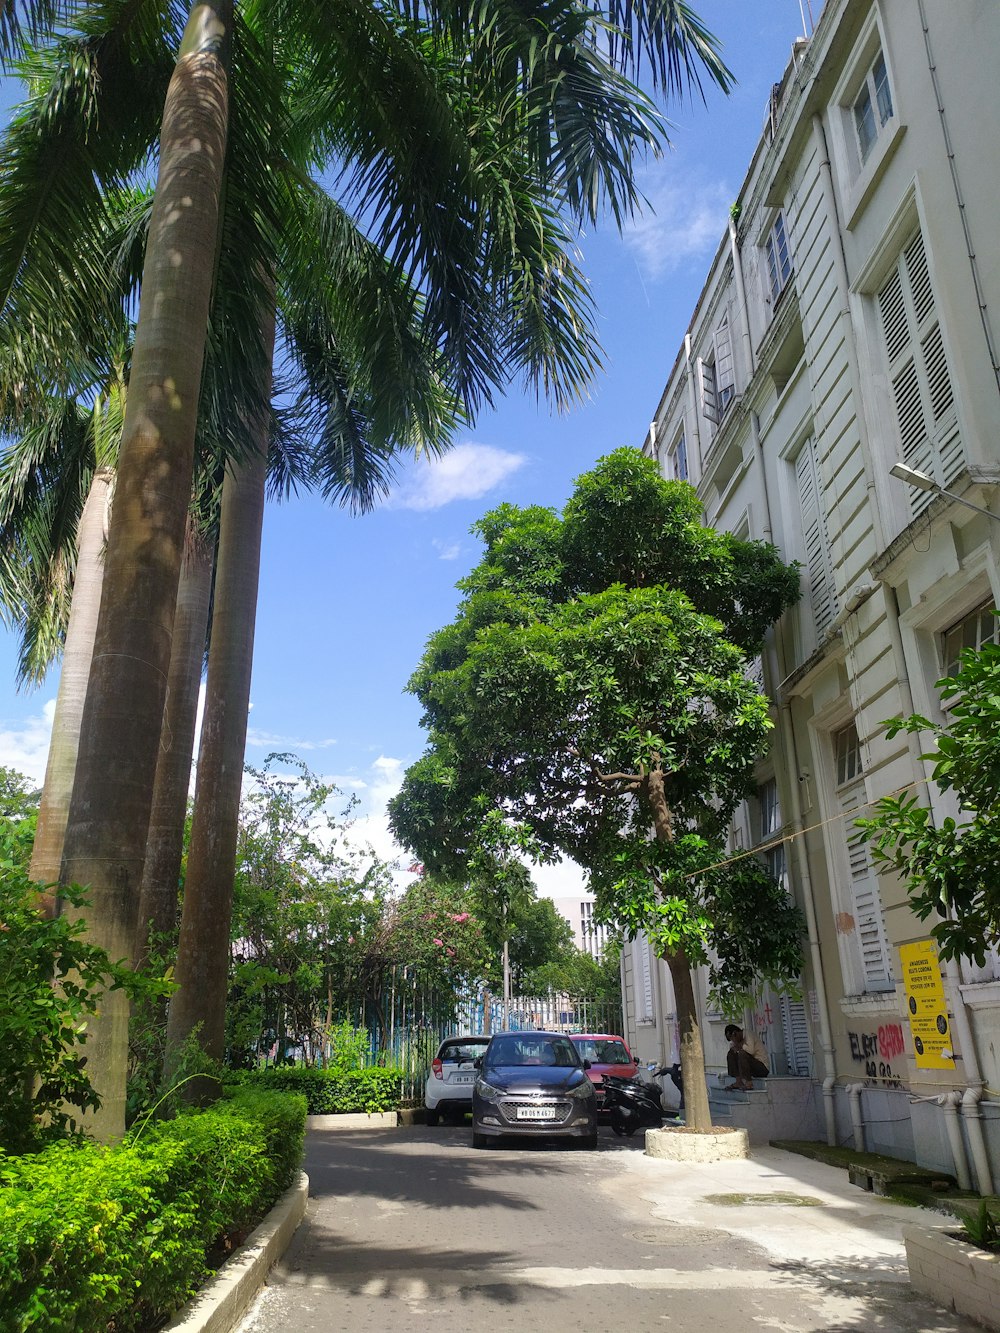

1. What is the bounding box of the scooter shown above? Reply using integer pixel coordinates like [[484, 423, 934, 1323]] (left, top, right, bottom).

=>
[[601, 1065, 672, 1137]]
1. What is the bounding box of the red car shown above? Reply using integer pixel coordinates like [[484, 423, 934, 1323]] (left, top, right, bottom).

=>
[[570, 1034, 638, 1106]]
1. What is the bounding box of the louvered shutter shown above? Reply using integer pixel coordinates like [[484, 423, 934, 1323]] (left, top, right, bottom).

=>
[[878, 231, 963, 516], [714, 317, 735, 406], [779, 993, 811, 1075], [698, 357, 718, 425], [840, 779, 894, 990], [796, 441, 838, 639], [632, 936, 654, 1022]]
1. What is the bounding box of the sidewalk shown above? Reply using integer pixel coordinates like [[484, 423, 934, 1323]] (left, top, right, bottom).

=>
[[603, 1140, 979, 1325]]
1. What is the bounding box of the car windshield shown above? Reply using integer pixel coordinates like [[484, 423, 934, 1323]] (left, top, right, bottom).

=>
[[439, 1041, 487, 1062], [572, 1039, 631, 1065], [485, 1036, 581, 1068]]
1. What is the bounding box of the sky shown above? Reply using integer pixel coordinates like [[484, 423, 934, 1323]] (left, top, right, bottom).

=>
[[0, 2, 818, 896]]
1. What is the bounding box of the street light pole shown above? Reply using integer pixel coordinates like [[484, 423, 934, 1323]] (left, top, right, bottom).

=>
[[889, 461, 1000, 524]]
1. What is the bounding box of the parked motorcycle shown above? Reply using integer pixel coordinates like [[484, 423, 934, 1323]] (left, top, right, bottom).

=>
[[602, 1066, 673, 1137]]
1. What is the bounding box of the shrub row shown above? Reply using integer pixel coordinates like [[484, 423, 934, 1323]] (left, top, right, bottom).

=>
[[233, 1064, 403, 1114], [0, 1088, 306, 1333]]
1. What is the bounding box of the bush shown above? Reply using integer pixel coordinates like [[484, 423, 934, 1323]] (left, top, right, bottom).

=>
[[0, 868, 152, 1153], [234, 1064, 403, 1114], [0, 1088, 306, 1332]]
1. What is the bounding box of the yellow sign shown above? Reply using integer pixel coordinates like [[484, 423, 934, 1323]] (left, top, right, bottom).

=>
[[900, 939, 956, 1070]]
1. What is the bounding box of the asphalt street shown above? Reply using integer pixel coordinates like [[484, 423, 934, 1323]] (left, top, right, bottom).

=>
[[237, 1123, 981, 1332]]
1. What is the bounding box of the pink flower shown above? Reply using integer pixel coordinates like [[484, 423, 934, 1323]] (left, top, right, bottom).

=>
[[433, 937, 443, 947], [449, 912, 470, 924], [446, 948, 455, 957]]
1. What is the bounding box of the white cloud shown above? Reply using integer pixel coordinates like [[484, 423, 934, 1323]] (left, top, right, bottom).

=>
[[0, 699, 55, 786], [245, 728, 338, 752], [432, 538, 462, 561], [390, 443, 527, 512], [624, 171, 731, 281]]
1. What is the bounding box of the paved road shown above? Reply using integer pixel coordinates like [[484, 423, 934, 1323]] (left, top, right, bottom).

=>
[[238, 1123, 979, 1332]]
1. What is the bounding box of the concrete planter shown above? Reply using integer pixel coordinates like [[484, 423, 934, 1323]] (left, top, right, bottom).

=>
[[645, 1124, 750, 1163], [306, 1111, 398, 1130], [904, 1223, 1000, 1330]]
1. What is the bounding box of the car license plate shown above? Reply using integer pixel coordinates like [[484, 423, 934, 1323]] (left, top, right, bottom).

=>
[[453, 1074, 473, 1084], [517, 1105, 556, 1120]]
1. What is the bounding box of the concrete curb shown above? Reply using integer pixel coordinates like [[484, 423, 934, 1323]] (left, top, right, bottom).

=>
[[306, 1111, 397, 1130], [163, 1172, 309, 1333]]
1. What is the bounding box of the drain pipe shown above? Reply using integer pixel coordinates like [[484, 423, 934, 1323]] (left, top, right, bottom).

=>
[[939, 1090, 972, 1191], [962, 1087, 995, 1197], [778, 700, 838, 1145], [847, 1083, 866, 1152]]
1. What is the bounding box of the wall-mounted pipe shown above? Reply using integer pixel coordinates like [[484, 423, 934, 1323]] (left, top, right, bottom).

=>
[[939, 1090, 972, 1191], [779, 701, 838, 1146], [962, 1087, 995, 1197], [847, 1083, 865, 1152]]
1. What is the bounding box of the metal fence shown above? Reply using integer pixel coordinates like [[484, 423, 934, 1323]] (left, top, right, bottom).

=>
[[365, 982, 624, 1102]]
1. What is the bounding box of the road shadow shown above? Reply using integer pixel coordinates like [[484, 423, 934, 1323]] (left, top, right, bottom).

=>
[[766, 1255, 978, 1332]]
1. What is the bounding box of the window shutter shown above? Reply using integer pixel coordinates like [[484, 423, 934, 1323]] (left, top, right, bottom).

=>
[[779, 993, 811, 1075], [840, 778, 894, 991], [796, 440, 837, 638], [697, 357, 718, 425], [878, 230, 963, 513], [632, 936, 654, 1022], [714, 317, 735, 397]]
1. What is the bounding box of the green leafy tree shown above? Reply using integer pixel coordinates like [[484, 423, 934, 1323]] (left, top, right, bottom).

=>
[[859, 635, 1000, 963], [390, 450, 803, 1130]]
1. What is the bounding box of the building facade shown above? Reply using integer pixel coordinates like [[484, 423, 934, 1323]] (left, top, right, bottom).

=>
[[550, 894, 610, 961], [624, 0, 1000, 1189]]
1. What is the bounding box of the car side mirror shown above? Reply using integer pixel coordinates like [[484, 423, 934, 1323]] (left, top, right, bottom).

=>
[[473, 1057, 482, 1069], [583, 1059, 592, 1070]]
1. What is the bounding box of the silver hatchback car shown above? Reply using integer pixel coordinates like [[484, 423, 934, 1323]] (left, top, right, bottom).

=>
[[425, 1035, 490, 1125]]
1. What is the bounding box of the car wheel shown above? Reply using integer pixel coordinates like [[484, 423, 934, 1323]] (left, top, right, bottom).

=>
[[472, 1131, 489, 1149], [425, 1108, 440, 1127]]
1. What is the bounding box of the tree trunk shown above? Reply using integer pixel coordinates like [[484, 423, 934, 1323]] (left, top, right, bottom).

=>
[[30, 468, 113, 906], [165, 301, 275, 1095], [58, 1, 232, 1141], [134, 520, 213, 966], [663, 948, 712, 1132], [646, 759, 713, 1132]]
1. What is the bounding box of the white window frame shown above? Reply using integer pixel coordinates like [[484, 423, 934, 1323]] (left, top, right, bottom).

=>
[[941, 600, 999, 681], [765, 211, 792, 305], [853, 49, 893, 165], [669, 428, 689, 483]]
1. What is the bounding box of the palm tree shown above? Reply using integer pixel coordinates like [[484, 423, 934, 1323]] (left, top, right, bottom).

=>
[[2, 0, 732, 1136]]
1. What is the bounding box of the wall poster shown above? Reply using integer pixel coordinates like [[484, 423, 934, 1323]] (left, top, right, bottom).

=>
[[899, 939, 956, 1070]]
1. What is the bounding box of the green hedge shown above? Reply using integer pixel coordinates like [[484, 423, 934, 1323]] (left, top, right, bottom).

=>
[[234, 1065, 403, 1114], [0, 1088, 306, 1333]]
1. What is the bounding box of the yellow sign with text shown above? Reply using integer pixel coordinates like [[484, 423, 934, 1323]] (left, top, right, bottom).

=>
[[900, 939, 955, 1070]]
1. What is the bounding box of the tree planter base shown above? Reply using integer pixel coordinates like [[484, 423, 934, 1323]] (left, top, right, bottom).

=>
[[904, 1223, 1000, 1330], [645, 1125, 749, 1162]]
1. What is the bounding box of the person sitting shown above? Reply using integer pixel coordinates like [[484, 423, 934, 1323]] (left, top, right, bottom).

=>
[[725, 1024, 769, 1091]]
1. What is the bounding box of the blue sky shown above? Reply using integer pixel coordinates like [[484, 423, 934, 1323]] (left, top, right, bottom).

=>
[[0, 3, 815, 892]]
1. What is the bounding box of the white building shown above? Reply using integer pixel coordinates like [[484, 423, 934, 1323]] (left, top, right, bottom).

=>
[[625, 0, 1000, 1191], [550, 894, 609, 961]]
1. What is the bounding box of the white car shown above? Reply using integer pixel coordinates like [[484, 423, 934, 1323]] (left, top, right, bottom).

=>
[[424, 1035, 491, 1125]]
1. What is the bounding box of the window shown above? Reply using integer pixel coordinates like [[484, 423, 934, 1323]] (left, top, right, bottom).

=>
[[878, 230, 962, 514], [697, 314, 736, 430], [853, 51, 893, 164], [668, 429, 689, 482], [833, 722, 894, 992], [758, 778, 787, 891], [765, 212, 792, 303], [942, 602, 999, 679], [795, 437, 838, 641], [631, 935, 654, 1022]]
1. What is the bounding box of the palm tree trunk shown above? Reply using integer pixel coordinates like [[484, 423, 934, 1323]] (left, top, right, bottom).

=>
[[58, 0, 232, 1141], [165, 300, 275, 1094], [134, 518, 213, 966], [29, 467, 113, 907]]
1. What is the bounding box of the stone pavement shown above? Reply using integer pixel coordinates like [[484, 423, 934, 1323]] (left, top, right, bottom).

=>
[[237, 1126, 981, 1332]]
